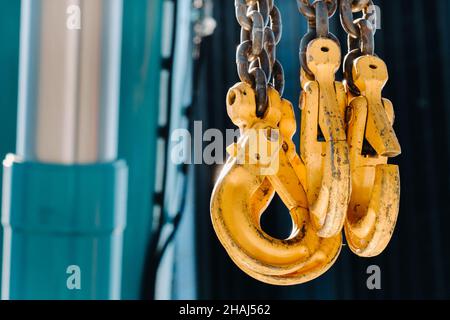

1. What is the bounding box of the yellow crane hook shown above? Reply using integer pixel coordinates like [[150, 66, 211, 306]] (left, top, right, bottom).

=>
[[210, 82, 342, 285], [344, 55, 401, 257], [300, 38, 352, 238]]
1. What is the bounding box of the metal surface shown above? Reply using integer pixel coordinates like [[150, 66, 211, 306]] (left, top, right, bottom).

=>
[[16, 0, 123, 164]]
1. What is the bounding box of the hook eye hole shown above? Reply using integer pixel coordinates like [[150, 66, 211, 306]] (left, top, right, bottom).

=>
[[321, 46, 330, 53], [369, 64, 378, 70], [228, 90, 237, 105], [260, 195, 294, 240]]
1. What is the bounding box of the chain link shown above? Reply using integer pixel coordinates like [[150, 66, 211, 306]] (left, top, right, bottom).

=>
[[298, 0, 339, 80], [340, 0, 377, 95], [339, 0, 377, 37], [235, 0, 285, 118], [297, 0, 337, 20]]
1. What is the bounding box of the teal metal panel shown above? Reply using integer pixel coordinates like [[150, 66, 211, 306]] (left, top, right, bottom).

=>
[[1, 158, 127, 299], [119, 0, 164, 299], [0, 0, 20, 166], [0, 0, 21, 292]]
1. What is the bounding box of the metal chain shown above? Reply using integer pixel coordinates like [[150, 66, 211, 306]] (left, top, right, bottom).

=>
[[340, 0, 377, 95], [235, 0, 285, 118], [297, 0, 339, 80]]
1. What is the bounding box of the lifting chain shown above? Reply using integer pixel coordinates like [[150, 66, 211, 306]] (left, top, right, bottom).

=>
[[210, 0, 402, 285], [340, 0, 402, 257], [235, 0, 285, 118]]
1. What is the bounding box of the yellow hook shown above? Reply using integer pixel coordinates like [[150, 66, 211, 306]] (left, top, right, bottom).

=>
[[210, 82, 342, 285], [344, 55, 401, 257], [300, 38, 351, 238]]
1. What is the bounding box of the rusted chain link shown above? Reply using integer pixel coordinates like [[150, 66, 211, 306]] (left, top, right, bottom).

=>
[[235, 0, 285, 117], [339, 0, 376, 38], [298, 0, 339, 80], [340, 0, 377, 95], [297, 0, 337, 20]]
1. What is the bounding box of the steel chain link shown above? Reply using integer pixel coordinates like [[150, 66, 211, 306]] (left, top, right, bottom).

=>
[[235, 0, 285, 118]]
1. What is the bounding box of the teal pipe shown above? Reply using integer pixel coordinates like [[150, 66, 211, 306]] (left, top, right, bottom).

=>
[[1, 157, 127, 299], [119, 0, 164, 299], [0, 0, 20, 292]]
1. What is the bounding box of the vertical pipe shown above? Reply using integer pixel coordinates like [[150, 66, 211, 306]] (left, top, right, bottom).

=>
[[0, 0, 21, 293], [16, 0, 122, 164]]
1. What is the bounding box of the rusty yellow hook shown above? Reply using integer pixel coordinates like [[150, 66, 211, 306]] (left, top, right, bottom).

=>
[[344, 55, 401, 257], [210, 82, 342, 285], [300, 38, 352, 238]]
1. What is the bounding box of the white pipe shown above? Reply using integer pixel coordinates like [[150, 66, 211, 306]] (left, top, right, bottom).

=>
[[16, 0, 123, 164]]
